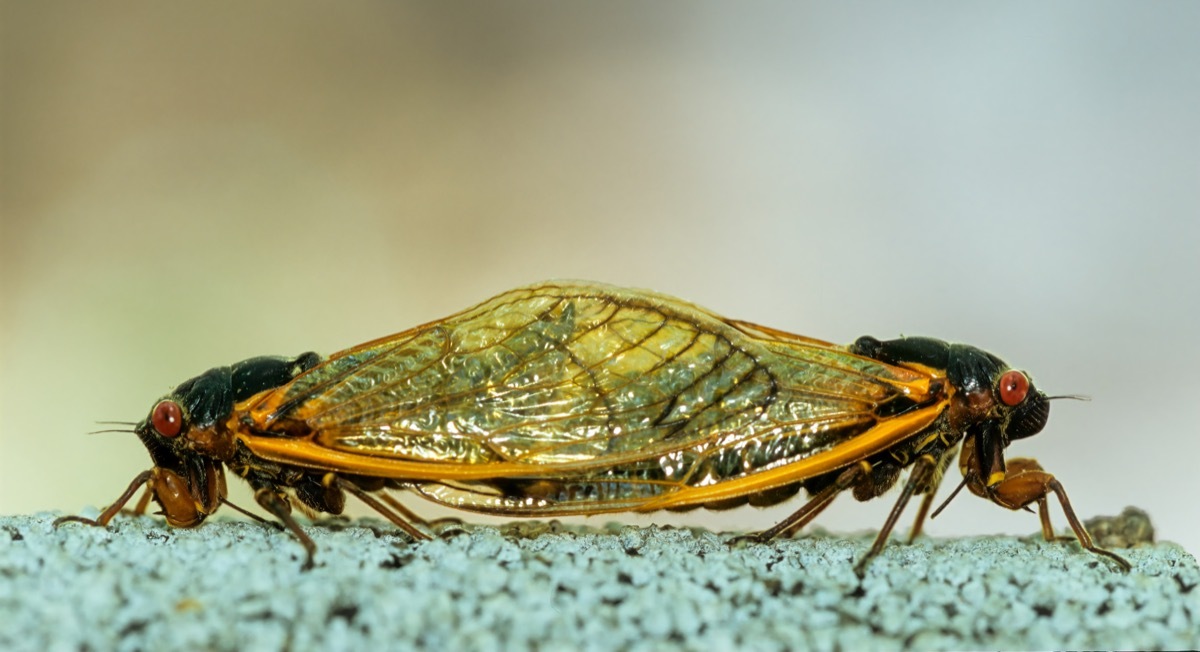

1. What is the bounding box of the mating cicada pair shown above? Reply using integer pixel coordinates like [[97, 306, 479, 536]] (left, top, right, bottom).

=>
[[59, 282, 1130, 573]]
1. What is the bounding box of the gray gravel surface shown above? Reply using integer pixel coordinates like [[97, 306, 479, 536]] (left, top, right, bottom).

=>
[[1, 512, 1195, 651]]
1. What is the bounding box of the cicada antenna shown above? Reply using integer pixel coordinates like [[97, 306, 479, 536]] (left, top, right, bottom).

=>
[[89, 420, 139, 435]]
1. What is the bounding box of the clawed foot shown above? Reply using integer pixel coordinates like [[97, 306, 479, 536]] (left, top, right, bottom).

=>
[[726, 532, 768, 547], [52, 515, 104, 528]]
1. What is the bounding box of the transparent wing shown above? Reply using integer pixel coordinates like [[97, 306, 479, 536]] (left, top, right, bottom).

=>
[[238, 282, 939, 492]]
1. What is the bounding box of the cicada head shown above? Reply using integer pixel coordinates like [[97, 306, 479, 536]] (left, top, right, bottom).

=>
[[133, 353, 321, 527], [998, 369, 1050, 441], [134, 394, 228, 527], [944, 344, 1052, 488]]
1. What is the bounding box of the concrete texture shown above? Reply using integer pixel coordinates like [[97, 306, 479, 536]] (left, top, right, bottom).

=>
[[1, 512, 1196, 651]]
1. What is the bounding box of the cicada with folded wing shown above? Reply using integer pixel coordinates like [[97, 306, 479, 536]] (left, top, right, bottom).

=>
[[58, 281, 1130, 573]]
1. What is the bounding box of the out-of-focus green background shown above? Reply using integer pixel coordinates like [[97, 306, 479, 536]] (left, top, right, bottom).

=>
[[3, 3, 1198, 555]]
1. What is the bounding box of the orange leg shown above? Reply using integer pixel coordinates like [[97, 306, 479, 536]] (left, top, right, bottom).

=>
[[54, 470, 153, 528], [985, 457, 1130, 571], [133, 484, 154, 515]]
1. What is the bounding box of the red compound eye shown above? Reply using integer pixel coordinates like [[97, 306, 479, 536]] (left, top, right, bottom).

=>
[[998, 370, 1029, 407], [151, 400, 184, 438]]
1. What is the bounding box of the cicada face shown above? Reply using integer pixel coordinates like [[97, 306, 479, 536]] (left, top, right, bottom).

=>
[[952, 363, 1050, 488], [1003, 375, 1050, 441], [133, 396, 226, 527]]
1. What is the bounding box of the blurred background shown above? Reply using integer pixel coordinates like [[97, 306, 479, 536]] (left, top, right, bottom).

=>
[[3, 2, 1198, 555]]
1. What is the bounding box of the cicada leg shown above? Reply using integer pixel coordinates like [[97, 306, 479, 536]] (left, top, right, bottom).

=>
[[737, 453, 947, 577], [373, 487, 471, 537], [853, 453, 941, 577], [377, 490, 433, 529], [253, 475, 434, 569], [53, 470, 154, 528], [219, 497, 282, 528], [732, 460, 873, 545], [906, 448, 958, 543], [132, 483, 154, 515], [984, 457, 1131, 572], [332, 476, 431, 542], [253, 487, 319, 570]]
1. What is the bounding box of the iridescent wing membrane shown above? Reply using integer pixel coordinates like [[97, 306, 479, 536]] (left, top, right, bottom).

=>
[[238, 282, 945, 515]]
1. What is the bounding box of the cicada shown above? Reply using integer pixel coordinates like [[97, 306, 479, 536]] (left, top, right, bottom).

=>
[[58, 281, 1130, 573]]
